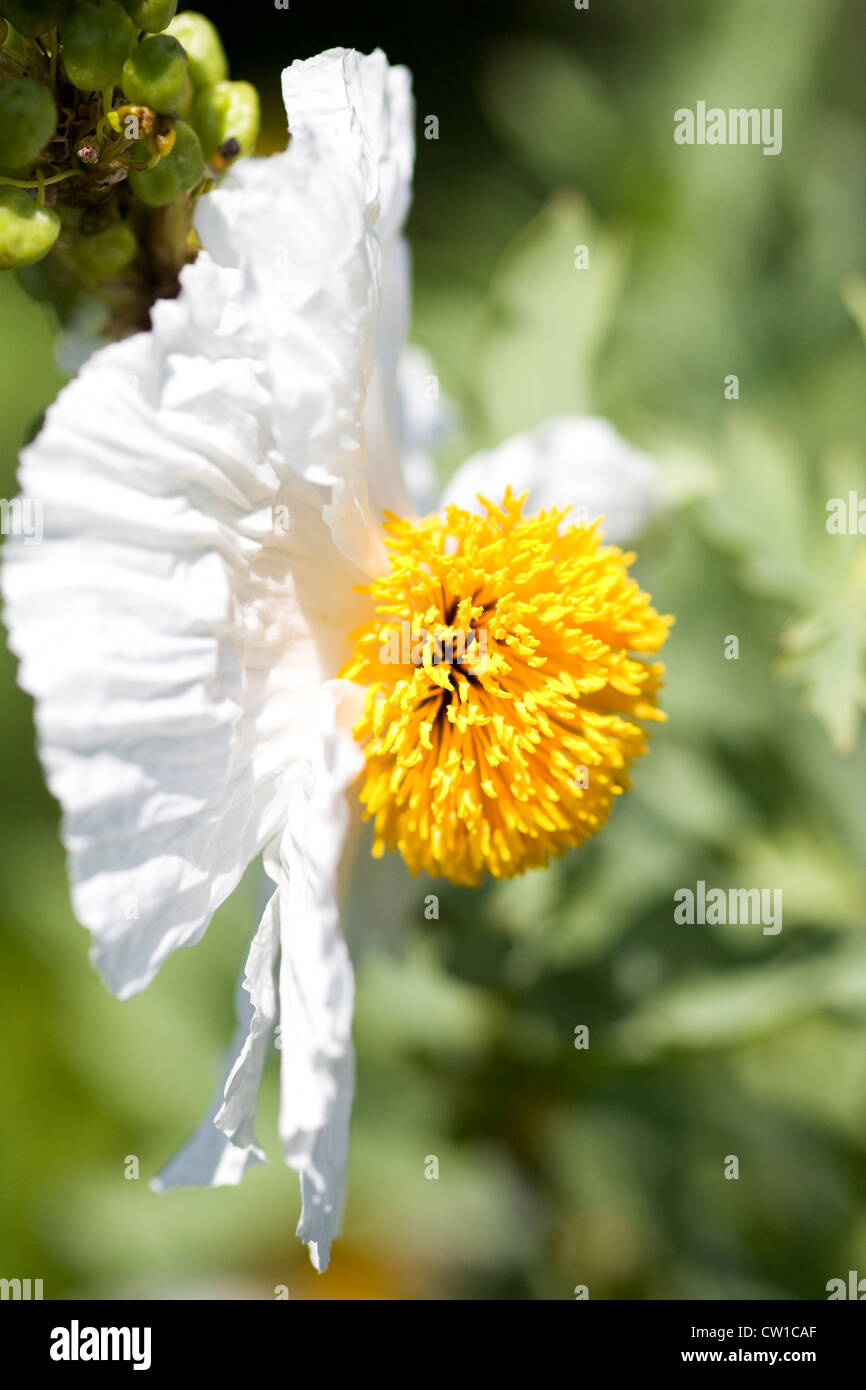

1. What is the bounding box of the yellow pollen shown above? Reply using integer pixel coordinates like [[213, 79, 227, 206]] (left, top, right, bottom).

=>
[[339, 488, 673, 885]]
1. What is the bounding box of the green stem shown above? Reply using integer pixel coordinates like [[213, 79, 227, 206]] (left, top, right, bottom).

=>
[[99, 86, 118, 138], [0, 170, 80, 189]]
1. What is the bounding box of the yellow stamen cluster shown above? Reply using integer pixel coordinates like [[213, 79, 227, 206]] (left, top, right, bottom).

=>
[[340, 489, 672, 885]]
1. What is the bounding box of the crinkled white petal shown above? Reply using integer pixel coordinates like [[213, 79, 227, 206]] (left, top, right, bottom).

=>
[[150, 874, 279, 1191], [273, 680, 365, 1272], [193, 148, 384, 574], [441, 415, 663, 543], [188, 48, 414, 573], [278, 49, 417, 536], [281, 48, 413, 245], [1, 47, 422, 996]]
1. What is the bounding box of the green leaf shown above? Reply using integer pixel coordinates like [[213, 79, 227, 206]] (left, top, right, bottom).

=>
[[614, 938, 866, 1058], [777, 549, 866, 755], [473, 192, 628, 442]]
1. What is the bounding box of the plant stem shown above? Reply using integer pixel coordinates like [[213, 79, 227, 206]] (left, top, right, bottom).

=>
[[0, 170, 80, 189]]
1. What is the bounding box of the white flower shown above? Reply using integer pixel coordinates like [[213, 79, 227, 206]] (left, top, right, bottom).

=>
[[1, 48, 663, 1270]]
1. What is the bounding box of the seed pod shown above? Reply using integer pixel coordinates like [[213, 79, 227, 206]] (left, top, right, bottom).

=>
[[1, 0, 65, 38], [0, 185, 60, 269], [121, 34, 188, 112], [0, 78, 57, 171], [173, 72, 193, 118], [192, 80, 260, 161], [61, 0, 137, 94], [62, 220, 138, 281], [127, 118, 204, 205], [164, 11, 227, 89], [118, 0, 178, 32]]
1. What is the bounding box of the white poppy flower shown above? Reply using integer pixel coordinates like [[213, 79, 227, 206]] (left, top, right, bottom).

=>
[[2, 48, 669, 1271]]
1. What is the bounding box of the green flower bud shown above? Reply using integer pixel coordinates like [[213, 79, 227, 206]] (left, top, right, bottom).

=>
[[121, 34, 187, 111], [1, 0, 65, 38], [164, 11, 226, 89], [15, 257, 55, 301], [192, 79, 259, 161], [61, 0, 137, 93], [118, 0, 178, 32], [0, 185, 60, 269], [16, 253, 78, 315], [56, 201, 82, 232], [125, 136, 152, 165], [0, 78, 57, 170], [127, 117, 203, 205], [63, 219, 137, 281], [0, 19, 7, 44], [125, 115, 174, 161], [174, 71, 192, 118]]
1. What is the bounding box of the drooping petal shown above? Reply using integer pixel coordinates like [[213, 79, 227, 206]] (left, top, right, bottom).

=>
[[441, 415, 663, 543], [1, 49, 422, 998], [154, 680, 365, 1260], [151, 872, 280, 1191], [273, 680, 365, 1272]]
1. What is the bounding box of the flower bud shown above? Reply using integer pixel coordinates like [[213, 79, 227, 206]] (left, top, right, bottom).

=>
[[174, 72, 193, 118], [1, 0, 65, 38], [127, 117, 204, 205], [61, 0, 137, 93], [0, 78, 57, 170], [192, 80, 259, 161], [118, 0, 178, 32], [121, 33, 188, 112], [62, 219, 138, 281], [164, 11, 227, 89], [0, 185, 60, 269]]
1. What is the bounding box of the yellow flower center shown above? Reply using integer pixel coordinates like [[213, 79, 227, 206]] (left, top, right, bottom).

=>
[[340, 489, 672, 885]]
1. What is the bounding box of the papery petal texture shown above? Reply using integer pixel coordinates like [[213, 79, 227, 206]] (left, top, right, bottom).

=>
[[0, 47, 419, 999], [278, 48, 417, 539], [275, 680, 365, 1271]]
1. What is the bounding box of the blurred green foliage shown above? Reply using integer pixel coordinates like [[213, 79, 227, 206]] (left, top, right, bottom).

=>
[[1, 0, 866, 1299]]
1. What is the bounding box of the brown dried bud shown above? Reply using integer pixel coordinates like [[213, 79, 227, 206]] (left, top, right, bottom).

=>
[[76, 141, 101, 166]]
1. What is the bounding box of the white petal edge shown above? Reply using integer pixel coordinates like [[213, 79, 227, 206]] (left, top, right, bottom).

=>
[[152, 679, 364, 1273], [281, 48, 413, 246], [196, 47, 417, 571], [274, 679, 365, 1272]]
